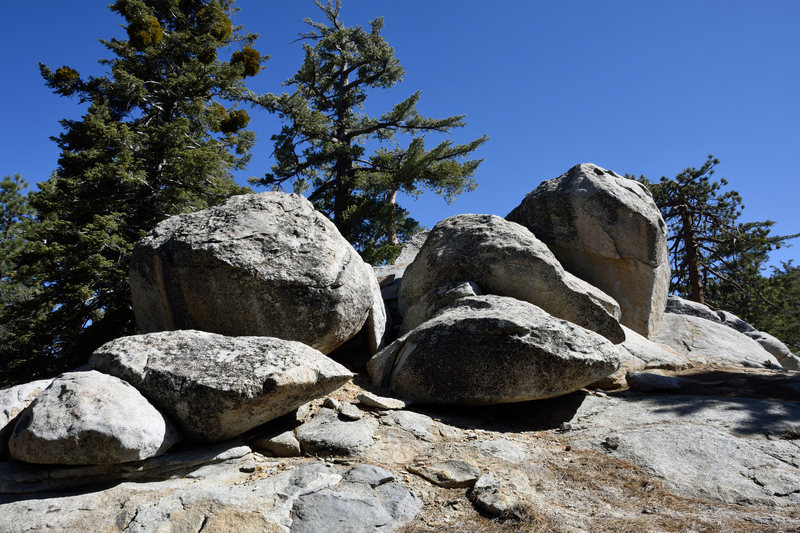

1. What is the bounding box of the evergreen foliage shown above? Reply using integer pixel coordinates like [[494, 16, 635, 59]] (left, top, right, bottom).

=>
[[0, 175, 38, 382], [634, 156, 799, 307], [0, 176, 32, 291], [252, 0, 487, 264], [1, 0, 265, 386]]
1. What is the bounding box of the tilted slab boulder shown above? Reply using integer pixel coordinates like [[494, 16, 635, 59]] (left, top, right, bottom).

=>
[[663, 296, 798, 368], [89, 330, 353, 442], [9, 371, 179, 464], [397, 214, 624, 343], [368, 295, 623, 405], [507, 163, 669, 338], [129, 192, 386, 355], [653, 313, 782, 368]]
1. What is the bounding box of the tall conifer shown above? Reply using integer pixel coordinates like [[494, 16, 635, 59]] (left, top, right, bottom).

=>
[[634, 156, 799, 306], [2, 0, 266, 384], [253, 0, 487, 263]]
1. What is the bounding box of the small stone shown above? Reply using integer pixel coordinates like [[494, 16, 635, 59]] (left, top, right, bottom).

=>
[[295, 408, 377, 456], [469, 470, 533, 518], [323, 397, 342, 410], [251, 430, 301, 457], [408, 460, 480, 488], [357, 392, 408, 410], [343, 464, 394, 487], [604, 436, 620, 450], [559, 422, 572, 432], [338, 403, 363, 420]]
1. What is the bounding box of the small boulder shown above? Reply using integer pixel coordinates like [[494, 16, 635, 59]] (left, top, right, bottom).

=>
[[469, 470, 534, 518], [357, 392, 408, 411], [90, 330, 353, 442], [9, 371, 179, 465], [369, 295, 624, 405], [397, 214, 624, 343], [129, 192, 385, 355], [251, 430, 302, 457], [408, 459, 480, 488], [295, 408, 377, 456], [507, 163, 670, 338], [0, 379, 53, 457]]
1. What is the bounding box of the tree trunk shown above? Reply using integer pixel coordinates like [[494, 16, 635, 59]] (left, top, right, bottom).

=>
[[680, 205, 705, 304], [387, 188, 399, 246], [332, 61, 351, 233]]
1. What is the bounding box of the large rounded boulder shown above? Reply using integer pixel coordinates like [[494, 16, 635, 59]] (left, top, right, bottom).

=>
[[8, 371, 179, 465], [397, 214, 624, 343], [368, 295, 623, 405], [507, 163, 669, 338], [129, 192, 385, 354]]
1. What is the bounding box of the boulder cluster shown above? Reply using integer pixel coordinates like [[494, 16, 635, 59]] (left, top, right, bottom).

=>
[[2, 164, 798, 531]]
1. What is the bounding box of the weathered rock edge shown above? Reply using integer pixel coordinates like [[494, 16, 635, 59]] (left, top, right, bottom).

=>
[[129, 192, 386, 355], [90, 330, 353, 442], [397, 214, 624, 343], [369, 295, 623, 404], [507, 163, 670, 338]]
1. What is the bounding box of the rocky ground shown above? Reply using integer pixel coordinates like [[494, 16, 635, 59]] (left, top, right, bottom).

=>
[[2, 363, 798, 532]]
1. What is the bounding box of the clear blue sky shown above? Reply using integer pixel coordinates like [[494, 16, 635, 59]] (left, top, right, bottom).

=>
[[2, 1, 799, 266]]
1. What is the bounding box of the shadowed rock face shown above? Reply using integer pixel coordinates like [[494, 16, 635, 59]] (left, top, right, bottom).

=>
[[397, 214, 624, 344], [507, 163, 669, 339], [369, 295, 623, 405], [90, 330, 353, 443], [129, 192, 385, 355]]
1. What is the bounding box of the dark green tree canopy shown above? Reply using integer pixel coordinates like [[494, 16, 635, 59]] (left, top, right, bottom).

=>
[[634, 155, 799, 307], [252, 0, 487, 263], [0, 175, 31, 290], [1, 0, 266, 386]]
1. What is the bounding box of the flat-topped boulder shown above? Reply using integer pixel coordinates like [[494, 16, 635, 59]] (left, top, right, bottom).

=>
[[8, 371, 179, 465], [507, 163, 670, 338], [397, 214, 624, 343], [129, 192, 386, 355], [90, 330, 353, 442], [369, 295, 623, 404]]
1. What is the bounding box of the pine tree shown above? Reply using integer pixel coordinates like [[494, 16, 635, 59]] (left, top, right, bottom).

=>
[[0, 176, 37, 378], [1, 0, 266, 385], [0, 175, 32, 297], [253, 0, 487, 263], [634, 155, 799, 306]]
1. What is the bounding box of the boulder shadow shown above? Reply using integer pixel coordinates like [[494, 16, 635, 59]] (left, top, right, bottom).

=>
[[409, 391, 591, 434], [0, 439, 251, 504], [610, 369, 800, 438]]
